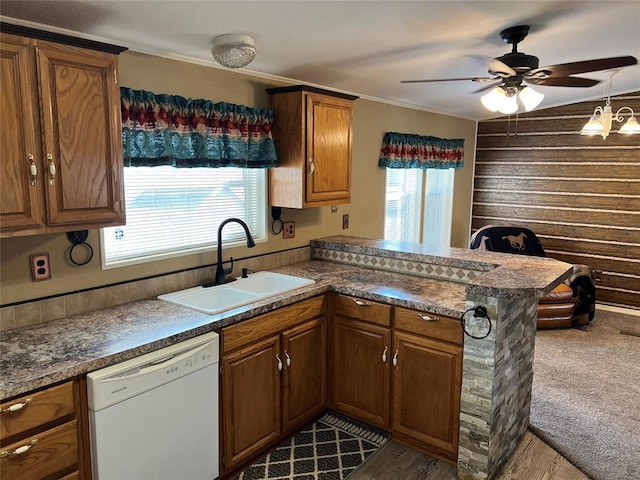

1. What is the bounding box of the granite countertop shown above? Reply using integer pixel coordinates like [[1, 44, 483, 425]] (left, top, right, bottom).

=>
[[0, 261, 466, 401], [1, 236, 571, 401]]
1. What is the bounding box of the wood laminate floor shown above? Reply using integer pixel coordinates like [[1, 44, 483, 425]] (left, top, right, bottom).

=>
[[350, 431, 589, 480]]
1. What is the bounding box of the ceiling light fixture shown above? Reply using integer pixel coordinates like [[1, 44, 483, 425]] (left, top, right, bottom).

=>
[[481, 85, 544, 115], [211, 34, 256, 69], [580, 73, 640, 139]]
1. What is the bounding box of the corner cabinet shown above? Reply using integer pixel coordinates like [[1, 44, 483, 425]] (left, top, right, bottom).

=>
[[266, 85, 357, 208], [0, 31, 126, 237], [0, 378, 91, 479], [220, 296, 327, 474], [330, 294, 463, 464]]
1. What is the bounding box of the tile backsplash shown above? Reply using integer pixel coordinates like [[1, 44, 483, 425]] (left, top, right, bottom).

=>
[[0, 247, 311, 332]]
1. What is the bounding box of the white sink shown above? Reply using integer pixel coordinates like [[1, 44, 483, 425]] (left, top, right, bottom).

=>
[[158, 272, 314, 315], [233, 271, 315, 295]]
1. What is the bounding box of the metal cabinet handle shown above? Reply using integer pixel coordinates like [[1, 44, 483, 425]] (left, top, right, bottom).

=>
[[417, 313, 436, 321], [382, 346, 388, 363], [392, 350, 398, 367], [1, 398, 32, 413], [284, 350, 291, 367], [308, 158, 315, 176], [276, 354, 283, 372], [28, 155, 37, 186], [47, 153, 56, 185], [0, 439, 38, 458], [352, 298, 370, 307]]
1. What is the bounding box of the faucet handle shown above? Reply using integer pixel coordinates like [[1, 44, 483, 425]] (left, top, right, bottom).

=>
[[224, 257, 234, 275]]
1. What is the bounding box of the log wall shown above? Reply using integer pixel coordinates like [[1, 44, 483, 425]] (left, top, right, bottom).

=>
[[473, 92, 640, 308]]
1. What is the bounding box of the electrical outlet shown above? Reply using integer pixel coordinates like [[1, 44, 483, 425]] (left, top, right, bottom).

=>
[[30, 253, 51, 281], [283, 221, 295, 239], [342, 214, 350, 229]]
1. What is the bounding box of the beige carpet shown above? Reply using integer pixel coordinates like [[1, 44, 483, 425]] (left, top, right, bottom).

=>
[[530, 307, 640, 480]]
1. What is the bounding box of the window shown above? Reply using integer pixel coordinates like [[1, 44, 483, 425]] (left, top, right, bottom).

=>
[[101, 166, 266, 268], [384, 168, 454, 247]]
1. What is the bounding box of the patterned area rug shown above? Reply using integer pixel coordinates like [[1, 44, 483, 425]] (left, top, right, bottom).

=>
[[233, 412, 390, 480]]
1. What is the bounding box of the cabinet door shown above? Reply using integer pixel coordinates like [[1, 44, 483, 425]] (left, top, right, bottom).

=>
[[222, 335, 282, 471], [305, 93, 352, 204], [332, 317, 391, 428], [282, 317, 326, 433], [0, 36, 42, 231], [36, 41, 124, 227], [392, 331, 462, 461]]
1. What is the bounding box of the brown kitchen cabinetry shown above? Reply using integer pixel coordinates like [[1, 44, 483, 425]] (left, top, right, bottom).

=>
[[392, 306, 463, 463], [220, 295, 327, 474], [330, 293, 392, 429], [266, 85, 357, 208], [0, 378, 90, 480], [330, 294, 463, 464], [0, 32, 125, 237]]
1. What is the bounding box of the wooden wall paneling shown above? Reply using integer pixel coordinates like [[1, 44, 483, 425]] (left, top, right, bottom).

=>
[[472, 92, 640, 309]]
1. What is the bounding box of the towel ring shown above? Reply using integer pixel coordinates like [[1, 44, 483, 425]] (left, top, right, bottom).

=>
[[67, 230, 94, 266], [460, 305, 492, 339]]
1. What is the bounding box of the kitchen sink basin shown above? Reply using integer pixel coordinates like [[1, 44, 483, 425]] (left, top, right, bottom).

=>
[[157, 271, 314, 315]]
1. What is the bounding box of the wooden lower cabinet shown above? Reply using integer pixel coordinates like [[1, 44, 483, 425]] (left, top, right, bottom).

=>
[[331, 317, 391, 428], [220, 296, 327, 474], [222, 335, 282, 469], [391, 331, 462, 462], [0, 378, 89, 479], [330, 294, 463, 464]]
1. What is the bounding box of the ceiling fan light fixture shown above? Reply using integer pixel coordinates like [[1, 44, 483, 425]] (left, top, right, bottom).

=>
[[480, 86, 506, 112], [211, 34, 256, 68], [518, 86, 544, 111]]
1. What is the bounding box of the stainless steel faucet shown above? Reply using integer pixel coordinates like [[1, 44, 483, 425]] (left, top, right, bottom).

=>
[[204, 218, 255, 287]]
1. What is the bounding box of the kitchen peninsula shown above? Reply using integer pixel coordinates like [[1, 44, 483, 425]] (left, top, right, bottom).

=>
[[0, 235, 572, 480]]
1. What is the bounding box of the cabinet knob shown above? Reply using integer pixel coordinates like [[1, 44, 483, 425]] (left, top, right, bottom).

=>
[[0, 439, 38, 458], [382, 346, 388, 363], [307, 158, 315, 176], [28, 155, 37, 186], [47, 153, 56, 186], [352, 298, 370, 307], [1, 398, 32, 413], [276, 353, 283, 372], [417, 313, 436, 321], [392, 350, 398, 368]]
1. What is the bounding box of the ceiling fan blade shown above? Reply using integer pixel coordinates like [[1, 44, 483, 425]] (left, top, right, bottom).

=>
[[471, 81, 502, 94], [401, 77, 495, 84], [525, 76, 601, 87], [529, 56, 637, 78], [487, 58, 517, 77], [467, 55, 517, 78]]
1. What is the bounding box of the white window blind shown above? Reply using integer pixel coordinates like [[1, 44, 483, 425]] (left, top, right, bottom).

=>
[[384, 168, 454, 247], [384, 169, 422, 242], [101, 166, 266, 268], [423, 168, 454, 248]]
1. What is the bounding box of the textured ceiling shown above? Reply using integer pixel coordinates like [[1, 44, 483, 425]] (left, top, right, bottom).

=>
[[1, 1, 639, 120]]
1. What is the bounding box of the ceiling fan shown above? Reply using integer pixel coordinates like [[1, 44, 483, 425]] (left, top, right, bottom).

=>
[[401, 25, 638, 113]]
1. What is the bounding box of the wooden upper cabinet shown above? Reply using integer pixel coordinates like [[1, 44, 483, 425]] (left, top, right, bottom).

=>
[[0, 36, 42, 231], [0, 32, 125, 237], [267, 85, 357, 208]]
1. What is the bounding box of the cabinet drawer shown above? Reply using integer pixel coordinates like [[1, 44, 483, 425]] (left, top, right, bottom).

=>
[[0, 381, 74, 440], [0, 419, 78, 480], [333, 294, 391, 327], [223, 295, 327, 354], [394, 307, 462, 345]]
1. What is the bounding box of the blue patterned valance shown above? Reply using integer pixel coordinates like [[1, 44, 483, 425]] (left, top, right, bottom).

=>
[[121, 87, 277, 168], [378, 131, 464, 169]]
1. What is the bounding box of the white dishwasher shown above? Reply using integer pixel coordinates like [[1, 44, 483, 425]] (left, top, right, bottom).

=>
[[87, 331, 219, 480]]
